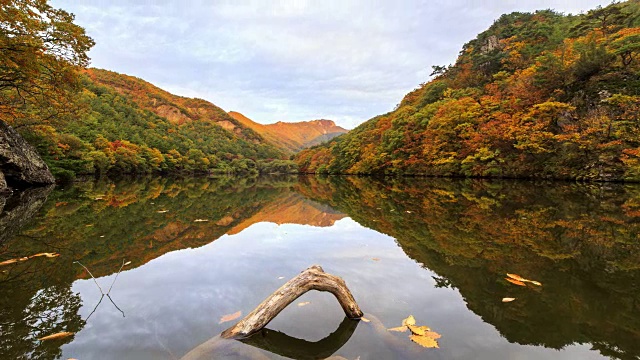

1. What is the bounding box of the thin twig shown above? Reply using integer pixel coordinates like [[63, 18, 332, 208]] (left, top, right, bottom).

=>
[[84, 294, 104, 322], [107, 294, 125, 318], [107, 259, 127, 294], [74, 261, 104, 294]]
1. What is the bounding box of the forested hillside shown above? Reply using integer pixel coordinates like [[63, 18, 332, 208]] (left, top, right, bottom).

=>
[[296, 1, 640, 181], [19, 69, 292, 180], [2, 2, 300, 181]]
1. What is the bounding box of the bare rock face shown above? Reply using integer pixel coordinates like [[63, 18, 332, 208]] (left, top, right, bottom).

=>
[[0, 120, 55, 190], [0, 171, 8, 194]]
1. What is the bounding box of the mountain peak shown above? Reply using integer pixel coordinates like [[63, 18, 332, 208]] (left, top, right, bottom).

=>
[[228, 112, 348, 153]]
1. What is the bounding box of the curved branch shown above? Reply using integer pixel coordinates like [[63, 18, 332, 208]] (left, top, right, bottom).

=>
[[221, 265, 363, 339]]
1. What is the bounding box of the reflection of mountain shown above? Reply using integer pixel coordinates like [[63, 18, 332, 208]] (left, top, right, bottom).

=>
[[228, 192, 345, 235], [297, 176, 640, 360]]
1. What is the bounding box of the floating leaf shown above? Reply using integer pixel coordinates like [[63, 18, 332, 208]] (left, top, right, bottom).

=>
[[408, 325, 431, 336], [507, 273, 542, 286], [410, 334, 439, 348], [298, 301, 310, 307], [402, 315, 416, 326], [277, 276, 284, 279], [1, 253, 60, 266], [423, 331, 442, 339], [505, 278, 526, 286], [39, 332, 73, 341], [0, 258, 22, 266], [372, 258, 380, 261], [502, 297, 516, 302], [360, 317, 371, 323], [31, 253, 59, 258], [218, 311, 241, 324], [388, 326, 409, 332], [506, 273, 526, 282]]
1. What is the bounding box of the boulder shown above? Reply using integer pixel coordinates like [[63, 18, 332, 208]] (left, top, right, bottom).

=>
[[0, 120, 55, 189]]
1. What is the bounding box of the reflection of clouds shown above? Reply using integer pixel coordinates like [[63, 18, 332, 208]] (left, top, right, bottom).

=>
[[53, 0, 610, 129], [63, 219, 606, 360]]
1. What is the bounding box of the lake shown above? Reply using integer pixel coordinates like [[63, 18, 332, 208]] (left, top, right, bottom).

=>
[[1, 175, 640, 360]]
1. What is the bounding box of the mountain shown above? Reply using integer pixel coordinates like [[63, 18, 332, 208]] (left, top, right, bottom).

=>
[[296, 1, 640, 181], [228, 111, 348, 153], [22, 68, 290, 179]]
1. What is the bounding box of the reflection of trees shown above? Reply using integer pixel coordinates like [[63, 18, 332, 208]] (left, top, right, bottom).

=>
[[0, 285, 84, 360], [1, 175, 302, 360], [297, 176, 640, 360]]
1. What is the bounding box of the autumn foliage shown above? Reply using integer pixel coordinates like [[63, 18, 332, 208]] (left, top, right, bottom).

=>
[[296, 2, 640, 181]]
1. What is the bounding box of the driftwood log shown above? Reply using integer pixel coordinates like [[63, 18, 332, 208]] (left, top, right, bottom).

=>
[[221, 265, 363, 339]]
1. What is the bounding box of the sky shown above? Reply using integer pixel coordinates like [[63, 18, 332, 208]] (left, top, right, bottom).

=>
[[52, 0, 612, 129]]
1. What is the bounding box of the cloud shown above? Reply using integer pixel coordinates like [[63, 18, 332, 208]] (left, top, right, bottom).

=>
[[53, 0, 611, 129]]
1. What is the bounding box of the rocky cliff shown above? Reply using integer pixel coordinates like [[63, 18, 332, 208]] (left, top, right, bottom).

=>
[[0, 120, 55, 192]]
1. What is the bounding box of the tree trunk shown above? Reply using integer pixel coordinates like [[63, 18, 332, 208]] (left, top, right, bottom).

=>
[[221, 265, 363, 339]]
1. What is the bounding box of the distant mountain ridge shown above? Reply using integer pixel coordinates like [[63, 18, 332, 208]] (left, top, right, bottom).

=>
[[84, 69, 270, 145], [228, 111, 348, 153]]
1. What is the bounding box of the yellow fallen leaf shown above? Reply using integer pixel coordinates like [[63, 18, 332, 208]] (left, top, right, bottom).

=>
[[360, 317, 371, 323], [507, 273, 542, 286], [1, 253, 59, 266], [39, 332, 74, 341], [30, 253, 59, 258], [388, 326, 409, 332], [410, 334, 439, 348], [423, 331, 442, 340], [408, 325, 431, 336], [505, 278, 526, 286], [402, 315, 416, 326], [0, 259, 20, 266], [218, 311, 241, 324], [506, 273, 526, 282], [502, 297, 516, 302], [298, 301, 310, 307]]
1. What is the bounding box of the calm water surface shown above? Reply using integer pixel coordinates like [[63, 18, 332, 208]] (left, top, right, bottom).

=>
[[1, 176, 639, 360]]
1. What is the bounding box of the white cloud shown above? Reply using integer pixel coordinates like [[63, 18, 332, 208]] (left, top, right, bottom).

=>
[[54, 0, 611, 129]]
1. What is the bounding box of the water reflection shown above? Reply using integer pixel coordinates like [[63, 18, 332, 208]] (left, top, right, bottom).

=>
[[241, 317, 358, 360], [0, 175, 639, 359], [298, 176, 640, 360]]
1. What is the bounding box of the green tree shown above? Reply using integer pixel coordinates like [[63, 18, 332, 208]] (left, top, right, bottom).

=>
[[0, 0, 94, 127]]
